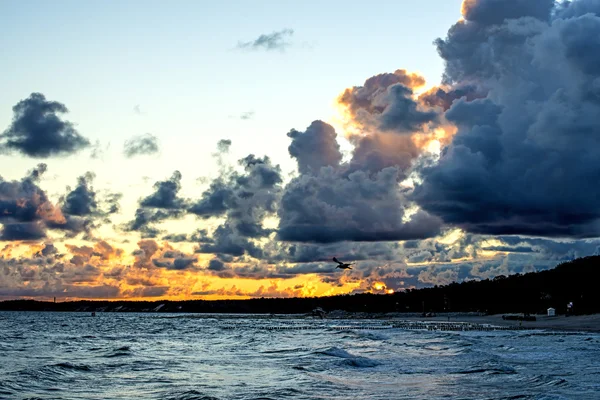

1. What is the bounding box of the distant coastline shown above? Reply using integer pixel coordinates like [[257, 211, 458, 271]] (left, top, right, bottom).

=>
[[2, 256, 599, 325], [1, 303, 598, 332]]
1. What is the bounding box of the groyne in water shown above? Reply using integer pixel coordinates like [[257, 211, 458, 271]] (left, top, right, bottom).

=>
[[220, 321, 531, 332]]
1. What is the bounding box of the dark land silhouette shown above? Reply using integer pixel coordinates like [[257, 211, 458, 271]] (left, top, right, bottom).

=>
[[1, 256, 598, 315]]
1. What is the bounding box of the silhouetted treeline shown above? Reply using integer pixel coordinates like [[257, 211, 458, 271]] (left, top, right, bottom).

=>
[[1, 256, 598, 315]]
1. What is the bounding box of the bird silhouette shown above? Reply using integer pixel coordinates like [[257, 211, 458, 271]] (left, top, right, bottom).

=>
[[333, 257, 353, 270]]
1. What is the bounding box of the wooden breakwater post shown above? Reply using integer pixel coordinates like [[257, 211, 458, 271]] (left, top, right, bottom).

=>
[[219, 321, 532, 332]]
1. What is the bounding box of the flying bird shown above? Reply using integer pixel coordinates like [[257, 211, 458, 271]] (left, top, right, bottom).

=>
[[333, 257, 353, 270]]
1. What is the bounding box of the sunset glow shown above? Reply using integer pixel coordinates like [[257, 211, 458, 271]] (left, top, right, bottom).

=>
[[2, 0, 599, 302]]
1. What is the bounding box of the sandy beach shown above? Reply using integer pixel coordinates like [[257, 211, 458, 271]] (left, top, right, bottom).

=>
[[401, 314, 600, 333]]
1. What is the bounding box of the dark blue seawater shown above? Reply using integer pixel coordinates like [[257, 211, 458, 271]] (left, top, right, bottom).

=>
[[1, 312, 599, 400]]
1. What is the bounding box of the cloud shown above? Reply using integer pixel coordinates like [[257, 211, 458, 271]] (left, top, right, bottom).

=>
[[278, 165, 442, 243], [461, 0, 554, 26], [216, 139, 232, 153], [125, 171, 187, 236], [133, 104, 144, 115], [7, 0, 600, 300], [123, 134, 160, 158], [140, 171, 186, 209], [62, 172, 98, 217], [412, 0, 600, 238], [278, 121, 442, 244], [0, 165, 121, 241], [0, 93, 90, 157], [555, 0, 600, 19], [153, 257, 197, 271], [338, 69, 436, 133], [0, 164, 59, 240], [237, 29, 294, 52], [239, 111, 255, 120], [192, 152, 283, 258], [287, 120, 343, 175], [0, 222, 46, 241], [51, 172, 120, 238]]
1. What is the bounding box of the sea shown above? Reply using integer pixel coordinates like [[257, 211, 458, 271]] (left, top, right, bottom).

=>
[[1, 312, 599, 400]]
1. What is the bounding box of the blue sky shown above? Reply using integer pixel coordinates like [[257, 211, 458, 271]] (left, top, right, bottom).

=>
[[0, 0, 460, 192]]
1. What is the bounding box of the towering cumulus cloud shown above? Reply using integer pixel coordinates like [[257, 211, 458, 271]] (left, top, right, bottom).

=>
[[413, 0, 600, 238], [276, 67, 451, 244], [278, 118, 442, 243], [1, 93, 90, 157]]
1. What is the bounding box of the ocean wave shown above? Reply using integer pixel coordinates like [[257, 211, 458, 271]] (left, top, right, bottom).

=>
[[103, 345, 133, 358], [456, 365, 517, 375], [52, 362, 91, 372], [162, 389, 220, 400], [316, 346, 379, 368], [518, 375, 569, 388], [1, 313, 597, 399]]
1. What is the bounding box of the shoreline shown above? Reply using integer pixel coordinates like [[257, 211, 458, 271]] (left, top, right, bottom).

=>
[[2, 308, 599, 333], [390, 313, 600, 333]]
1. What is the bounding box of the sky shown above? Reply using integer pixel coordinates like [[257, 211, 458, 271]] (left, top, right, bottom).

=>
[[1, 0, 600, 301]]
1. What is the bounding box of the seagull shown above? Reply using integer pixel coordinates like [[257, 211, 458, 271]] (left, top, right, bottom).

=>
[[333, 257, 353, 270]]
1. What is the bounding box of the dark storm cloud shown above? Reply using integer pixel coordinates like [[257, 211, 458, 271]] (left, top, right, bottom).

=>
[[62, 172, 97, 217], [208, 258, 226, 272], [0, 164, 67, 240], [486, 236, 600, 261], [287, 120, 343, 175], [237, 29, 294, 51], [278, 173, 441, 242], [191, 147, 283, 258], [125, 171, 188, 235], [126, 208, 178, 238], [162, 229, 213, 243], [152, 257, 197, 270], [196, 224, 264, 259], [378, 84, 439, 133], [188, 179, 234, 218], [51, 173, 121, 237], [419, 85, 487, 112], [0, 222, 46, 241], [278, 121, 442, 244], [140, 171, 186, 209], [556, 0, 600, 19], [0, 165, 50, 224], [413, 0, 600, 238], [123, 133, 160, 158], [282, 241, 401, 264], [0, 93, 90, 157]]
